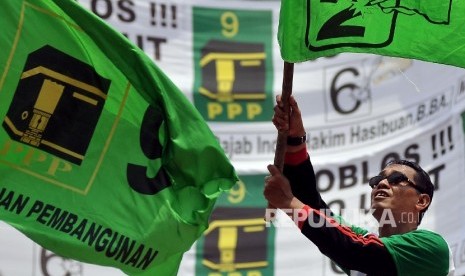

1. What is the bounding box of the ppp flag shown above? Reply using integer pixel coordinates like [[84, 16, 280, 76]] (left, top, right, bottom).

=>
[[278, 0, 465, 68], [0, 0, 238, 275]]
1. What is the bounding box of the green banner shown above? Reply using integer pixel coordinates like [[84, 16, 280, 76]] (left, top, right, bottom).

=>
[[193, 6, 274, 122], [0, 0, 237, 275], [196, 174, 275, 276], [278, 0, 465, 68]]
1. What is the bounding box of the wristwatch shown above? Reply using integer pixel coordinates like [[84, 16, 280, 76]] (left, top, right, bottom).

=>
[[287, 133, 307, 146]]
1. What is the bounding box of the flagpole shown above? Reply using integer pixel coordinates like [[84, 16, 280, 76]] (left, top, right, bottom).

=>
[[274, 61, 294, 171], [267, 61, 294, 212]]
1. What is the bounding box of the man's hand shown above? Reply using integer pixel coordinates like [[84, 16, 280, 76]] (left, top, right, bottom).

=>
[[264, 164, 304, 210], [272, 95, 305, 137]]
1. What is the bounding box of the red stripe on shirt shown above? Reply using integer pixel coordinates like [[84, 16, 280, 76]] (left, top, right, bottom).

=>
[[298, 205, 384, 247], [284, 147, 308, 165]]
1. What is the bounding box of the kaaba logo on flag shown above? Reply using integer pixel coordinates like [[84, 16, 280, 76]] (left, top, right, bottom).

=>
[[201, 207, 270, 272], [199, 40, 266, 103], [2, 45, 110, 165]]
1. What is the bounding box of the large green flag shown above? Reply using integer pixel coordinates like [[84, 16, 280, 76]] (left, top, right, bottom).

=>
[[278, 0, 465, 68], [0, 0, 238, 275]]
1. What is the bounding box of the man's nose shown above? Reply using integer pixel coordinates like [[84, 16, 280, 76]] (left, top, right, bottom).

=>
[[376, 179, 391, 189]]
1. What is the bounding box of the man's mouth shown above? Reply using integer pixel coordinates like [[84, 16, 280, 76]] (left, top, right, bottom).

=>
[[374, 190, 389, 199]]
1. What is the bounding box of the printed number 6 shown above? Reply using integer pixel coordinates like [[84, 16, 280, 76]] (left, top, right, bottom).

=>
[[127, 106, 171, 195]]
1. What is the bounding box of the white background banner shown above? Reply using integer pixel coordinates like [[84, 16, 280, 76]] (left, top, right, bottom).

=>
[[1, 1, 465, 275]]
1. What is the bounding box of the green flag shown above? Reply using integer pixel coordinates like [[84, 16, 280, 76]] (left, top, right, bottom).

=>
[[0, 0, 238, 275], [278, 0, 464, 67]]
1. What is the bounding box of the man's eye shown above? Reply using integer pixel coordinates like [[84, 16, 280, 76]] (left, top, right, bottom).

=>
[[387, 173, 404, 183]]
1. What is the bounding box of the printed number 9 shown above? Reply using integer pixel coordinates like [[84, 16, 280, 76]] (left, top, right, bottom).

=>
[[221, 12, 239, 38], [127, 106, 171, 195], [228, 180, 246, 203]]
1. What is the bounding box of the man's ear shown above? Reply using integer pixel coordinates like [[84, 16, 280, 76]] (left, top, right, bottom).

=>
[[416, 194, 431, 212]]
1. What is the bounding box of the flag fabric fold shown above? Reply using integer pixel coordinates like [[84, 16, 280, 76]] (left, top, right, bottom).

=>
[[278, 0, 465, 68], [0, 0, 238, 275]]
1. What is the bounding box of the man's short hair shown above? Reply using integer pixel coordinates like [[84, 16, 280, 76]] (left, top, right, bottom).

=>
[[386, 159, 434, 224]]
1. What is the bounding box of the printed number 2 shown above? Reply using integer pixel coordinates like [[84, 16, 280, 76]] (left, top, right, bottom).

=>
[[127, 106, 171, 195], [317, 0, 365, 41]]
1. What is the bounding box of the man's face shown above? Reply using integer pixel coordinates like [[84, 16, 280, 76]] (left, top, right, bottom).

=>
[[370, 164, 421, 221]]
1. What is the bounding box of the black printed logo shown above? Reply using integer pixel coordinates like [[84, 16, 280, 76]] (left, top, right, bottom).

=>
[[194, 40, 271, 122], [201, 207, 270, 272], [199, 40, 266, 103], [2, 45, 110, 165], [306, 0, 452, 51]]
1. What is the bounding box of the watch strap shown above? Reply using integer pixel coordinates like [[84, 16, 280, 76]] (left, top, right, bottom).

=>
[[287, 133, 307, 146]]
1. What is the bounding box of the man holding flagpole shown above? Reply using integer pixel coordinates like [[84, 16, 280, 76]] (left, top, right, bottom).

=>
[[264, 96, 455, 275]]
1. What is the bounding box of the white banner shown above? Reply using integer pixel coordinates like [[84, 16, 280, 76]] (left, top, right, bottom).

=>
[[1, 1, 465, 275]]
